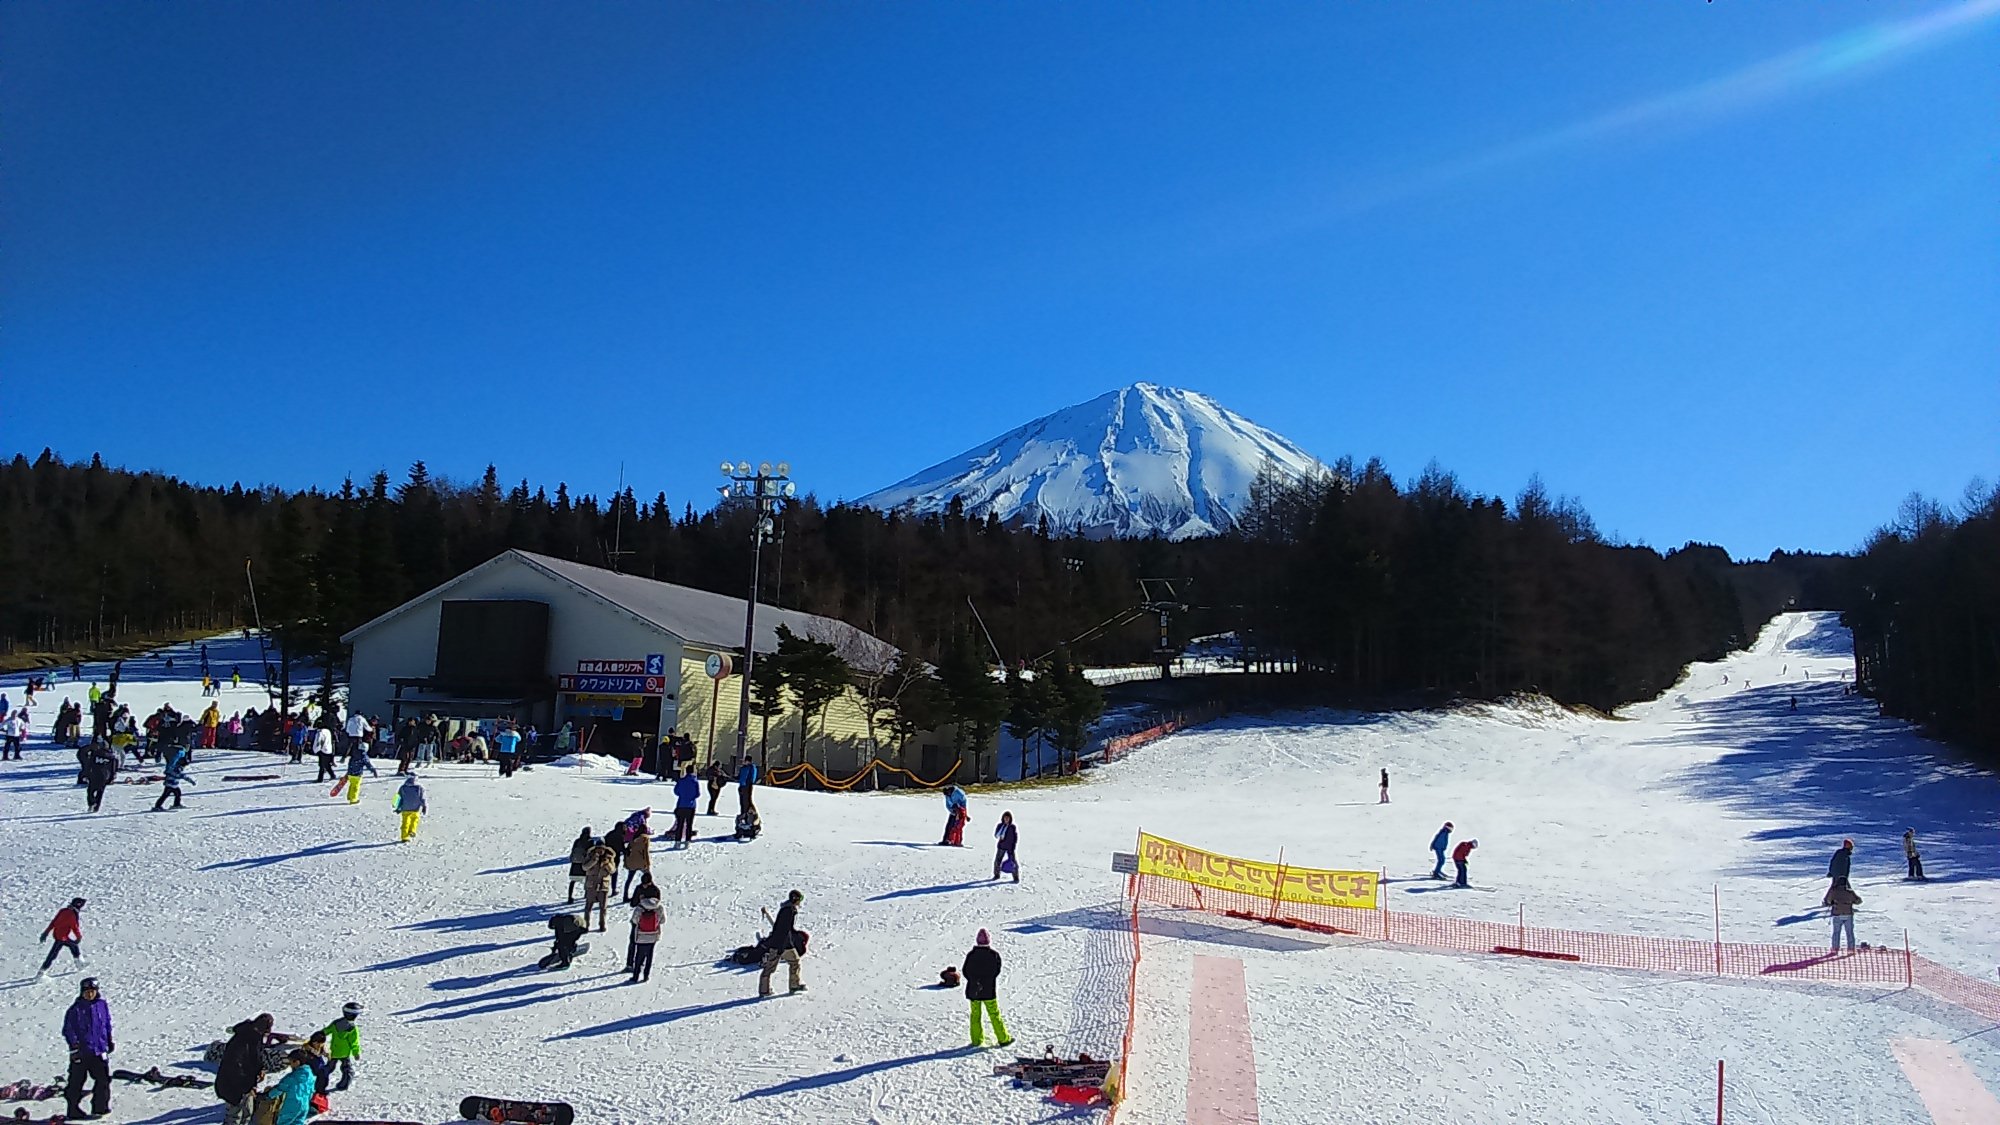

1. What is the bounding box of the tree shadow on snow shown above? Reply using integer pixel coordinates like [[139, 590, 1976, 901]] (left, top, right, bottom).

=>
[[866, 880, 995, 902], [546, 995, 765, 1040], [398, 904, 556, 934], [199, 840, 397, 871], [735, 1046, 980, 1099], [1648, 677, 2000, 884], [350, 936, 545, 973]]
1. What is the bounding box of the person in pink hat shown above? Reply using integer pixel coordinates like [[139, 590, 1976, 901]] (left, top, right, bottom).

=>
[[961, 929, 1013, 1049]]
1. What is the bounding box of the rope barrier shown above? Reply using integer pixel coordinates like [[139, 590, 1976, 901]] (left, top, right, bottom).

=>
[[764, 757, 964, 791]]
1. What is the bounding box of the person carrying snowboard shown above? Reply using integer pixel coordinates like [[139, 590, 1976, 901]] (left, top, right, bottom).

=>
[[1824, 882, 1862, 952], [582, 838, 618, 931], [757, 890, 807, 997], [992, 811, 1019, 883], [1828, 838, 1854, 889], [1429, 822, 1454, 880], [215, 1014, 274, 1125], [39, 897, 86, 975], [318, 1003, 361, 1092], [566, 827, 594, 904], [1451, 839, 1478, 888], [622, 821, 652, 901], [961, 929, 1013, 1048], [672, 765, 700, 846], [341, 740, 373, 805], [151, 747, 193, 811], [394, 775, 426, 842], [1903, 828, 1926, 881], [541, 912, 588, 970], [941, 785, 968, 847], [61, 977, 113, 1121], [627, 894, 663, 983]]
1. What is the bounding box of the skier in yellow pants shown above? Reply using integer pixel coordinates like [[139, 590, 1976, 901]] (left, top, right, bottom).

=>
[[341, 739, 377, 805], [961, 929, 1013, 1048], [395, 775, 426, 841], [345, 776, 362, 804]]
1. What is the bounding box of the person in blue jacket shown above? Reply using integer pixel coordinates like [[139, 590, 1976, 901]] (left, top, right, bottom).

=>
[[267, 1050, 318, 1125], [736, 755, 758, 817], [1429, 822, 1454, 880], [940, 786, 968, 847], [152, 747, 194, 811], [672, 765, 701, 845]]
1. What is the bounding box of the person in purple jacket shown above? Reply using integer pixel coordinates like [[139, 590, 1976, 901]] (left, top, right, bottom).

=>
[[62, 977, 113, 1119]]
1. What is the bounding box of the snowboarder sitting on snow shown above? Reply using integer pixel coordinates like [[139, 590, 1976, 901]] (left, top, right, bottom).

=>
[[1903, 829, 1926, 881], [992, 812, 1019, 883], [1430, 822, 1454, 880], [318, 1003, 362, 1092], [1451, 839, 1478, 888], [582, 840, 619, 932], [215, 1014, 274, 1125], [961, 929, 1014, 1049], [542, 912, 588, 970], [1828, 838, 1854, 888], [1823, 882, 1862, 952], [734, 807, 762, 841], [757, 890, 807, 997]]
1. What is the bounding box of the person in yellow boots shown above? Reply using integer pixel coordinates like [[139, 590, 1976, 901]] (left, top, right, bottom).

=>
[[394, 775, 426, 842], [340, 738, 376, 804], [962, 929, 1013, 1049]]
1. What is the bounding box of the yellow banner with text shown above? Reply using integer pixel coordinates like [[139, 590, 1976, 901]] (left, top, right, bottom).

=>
[[1136, 831, 1378, 910]]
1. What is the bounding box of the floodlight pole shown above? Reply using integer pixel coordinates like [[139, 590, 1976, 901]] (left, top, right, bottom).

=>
[[721, 462, 793, 768]]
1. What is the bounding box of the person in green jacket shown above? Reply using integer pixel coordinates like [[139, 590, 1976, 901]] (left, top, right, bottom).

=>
[[319, 1003, 362, 1091]]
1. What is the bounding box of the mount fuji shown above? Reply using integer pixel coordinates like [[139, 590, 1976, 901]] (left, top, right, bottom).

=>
[[855, 383, 1324, 539]]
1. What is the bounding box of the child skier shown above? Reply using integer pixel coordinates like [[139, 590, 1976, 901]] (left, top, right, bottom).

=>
[[992, 811, 1019, 883], [152, 747, 193, 811], [627, 894, 663, 984], [38, 897, 86, 974], [340, 740, 374, 804], [1429, 822, 1454, 880], [961, 929, 1013, 1048], [394, 775, 426, 842], [318, 1003, 362, 1091], [1451, 839, 1479, 888]]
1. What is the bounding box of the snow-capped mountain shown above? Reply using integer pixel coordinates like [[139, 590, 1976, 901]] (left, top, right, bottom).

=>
[[855, 383, 1324, 539]]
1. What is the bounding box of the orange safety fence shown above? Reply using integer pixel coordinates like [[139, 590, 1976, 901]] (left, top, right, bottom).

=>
[[1104, 873, 1143, 1122], [1097, 701, 1226, 765], [764, 757, 963, 791]]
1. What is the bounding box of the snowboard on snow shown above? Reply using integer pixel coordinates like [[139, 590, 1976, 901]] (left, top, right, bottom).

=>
[[111, 1068, 210, 1089], [9, 1110, 67, 1124], [221, 774, 279, 781], [459, 1097, 574, 1125], [0, 1080, 63, 1102], [995, 1053, 1110, 1089], [536, 942, 589, 971]]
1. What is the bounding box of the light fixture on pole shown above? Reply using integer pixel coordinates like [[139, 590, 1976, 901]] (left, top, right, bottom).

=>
[[719, 458, 795, 767]]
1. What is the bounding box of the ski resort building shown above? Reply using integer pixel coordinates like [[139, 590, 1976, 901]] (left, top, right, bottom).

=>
[[340, 549, 902, 772]]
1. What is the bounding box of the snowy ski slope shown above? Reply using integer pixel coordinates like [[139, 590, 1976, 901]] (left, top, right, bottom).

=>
[[0, 612, 1994, 1124]]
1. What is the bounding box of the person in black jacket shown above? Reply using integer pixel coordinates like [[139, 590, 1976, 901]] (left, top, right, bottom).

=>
[[83, 741, 119, 812], [215, 1015, 273, 1125], [961, 929, 1012, 1048], [1828, 838, 1854, 888], [757, 890, 806, 997], [992, 812, 1019, 883]]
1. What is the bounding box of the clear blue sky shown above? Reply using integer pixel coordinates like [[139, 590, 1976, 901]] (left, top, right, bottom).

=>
[[5, 2, 1995, 557]]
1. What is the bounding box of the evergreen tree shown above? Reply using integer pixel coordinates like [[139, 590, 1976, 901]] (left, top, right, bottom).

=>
[[937, 626, 1006, 781]]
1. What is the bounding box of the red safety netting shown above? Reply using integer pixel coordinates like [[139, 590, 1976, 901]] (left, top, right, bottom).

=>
[[1104, 874, 1144, 1122], [1125, 870, 2000, 1020]]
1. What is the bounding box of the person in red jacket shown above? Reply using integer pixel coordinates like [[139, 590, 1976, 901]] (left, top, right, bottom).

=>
[[39, 897, 86, 976], [1451, 840, 1479, 888]]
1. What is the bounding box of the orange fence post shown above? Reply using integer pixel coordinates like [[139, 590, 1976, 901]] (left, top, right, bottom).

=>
[[1265, 849, 1286, 923], [1713, 885, 1722, 975], [1380, 868, 1390, 941], [1904, 929, 1912, 987], [1715, 1059, 1724, 1124], [1517, 904, 1525, 952]]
